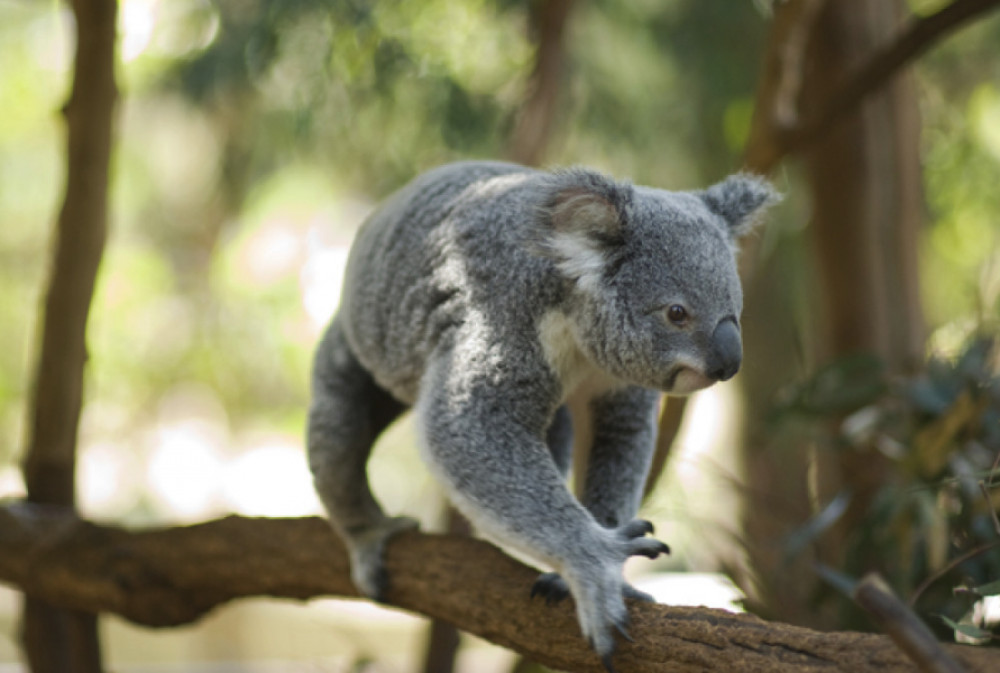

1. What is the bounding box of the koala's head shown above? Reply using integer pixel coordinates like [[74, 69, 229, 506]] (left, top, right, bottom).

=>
[[531, 168, 779, 395]]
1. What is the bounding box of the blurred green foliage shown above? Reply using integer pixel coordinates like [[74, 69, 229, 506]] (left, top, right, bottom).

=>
[[772, 334, 1000, 639]]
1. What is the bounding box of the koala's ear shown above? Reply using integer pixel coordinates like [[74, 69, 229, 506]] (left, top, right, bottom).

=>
[[530, 168, 632, 290], [700, 173, 781, 239]]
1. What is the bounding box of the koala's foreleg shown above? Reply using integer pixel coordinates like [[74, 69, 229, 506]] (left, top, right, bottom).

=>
[[415, 347, 668, 662], [307, 318, 416, 600], [533, 387, 664, 606]]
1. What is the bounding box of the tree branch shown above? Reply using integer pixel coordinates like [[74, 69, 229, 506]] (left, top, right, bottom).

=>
[[745, 0, 826, 172], [0, 504, 997, 672], [786, 0, 1000, 156], [853, 574, 966, 673], [747, 0, 1000, 173]]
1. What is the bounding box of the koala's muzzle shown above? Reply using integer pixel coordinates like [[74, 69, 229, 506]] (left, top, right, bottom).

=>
[[707, 318, 741, 381]]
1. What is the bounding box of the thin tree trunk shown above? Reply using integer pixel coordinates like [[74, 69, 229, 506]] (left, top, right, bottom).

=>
[[803, 1, 925, 371], [19, 0, 118, 669], [802, 0, 925, 598], [740, 0, 925, 629], [507, 0, 575, 167]]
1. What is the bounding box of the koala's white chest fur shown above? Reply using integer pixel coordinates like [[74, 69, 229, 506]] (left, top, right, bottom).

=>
[[537, 310, 625, 405]]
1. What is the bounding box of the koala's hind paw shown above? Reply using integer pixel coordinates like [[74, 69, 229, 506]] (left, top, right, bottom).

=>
[[345, 515, 419, 602]]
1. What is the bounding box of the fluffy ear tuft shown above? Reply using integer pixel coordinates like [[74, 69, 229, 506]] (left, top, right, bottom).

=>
[[530, 168, 632, 290], [549, 188, 621, 238], [700, 173, 781, 238]]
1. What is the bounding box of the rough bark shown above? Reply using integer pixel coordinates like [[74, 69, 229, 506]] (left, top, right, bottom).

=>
[[420, 507, 470, 673], [0, 505, 997, 673], [19, 0, 118, 670]]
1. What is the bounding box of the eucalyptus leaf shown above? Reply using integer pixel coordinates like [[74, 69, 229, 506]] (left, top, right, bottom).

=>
[[937, 614, 993, 641], [971, 579, 1000, 596], [783, 491, 852, 560]]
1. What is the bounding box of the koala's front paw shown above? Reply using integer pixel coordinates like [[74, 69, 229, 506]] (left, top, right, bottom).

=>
[[345, 515, 419, 601], [561, 519, 670, 671]]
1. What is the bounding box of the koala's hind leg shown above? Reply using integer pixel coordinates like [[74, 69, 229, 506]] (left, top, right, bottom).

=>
[[308, 317, 415, 601]]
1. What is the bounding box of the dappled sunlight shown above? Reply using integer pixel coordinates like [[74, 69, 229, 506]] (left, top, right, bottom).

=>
[[239, 218, 304, 287], [971, 83, 1000, 161], [120, 0, 155, 62], [222, 442, 321, 517], [635, 572, 745, 613], [79, 441, 141, 517], [674, 385, 735, 480], [300, 240, 350, 332], [146, 421, 226, 521], [0, 466, 25, 500], [76, 382, 323, 522], [299, 197, 373, 331], [119, 0, 220, 64], [643, 383, 745, 571]]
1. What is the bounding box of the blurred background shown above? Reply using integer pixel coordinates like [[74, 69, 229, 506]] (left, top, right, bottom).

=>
[[0, 0, 999, 670]]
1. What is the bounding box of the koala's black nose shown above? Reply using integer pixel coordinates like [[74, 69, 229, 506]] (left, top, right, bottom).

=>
[[707, 318, 742, 381]]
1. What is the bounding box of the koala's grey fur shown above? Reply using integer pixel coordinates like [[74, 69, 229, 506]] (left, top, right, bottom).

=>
[[308, 161, 778, 667]]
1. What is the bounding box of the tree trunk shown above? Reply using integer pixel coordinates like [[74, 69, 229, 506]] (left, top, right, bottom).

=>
[[507, 0, 575, 167], [803, 1, 925, 372], [741, 0, 925, 629], [19, 0, 118, 669], [802, 0, 924, 573]]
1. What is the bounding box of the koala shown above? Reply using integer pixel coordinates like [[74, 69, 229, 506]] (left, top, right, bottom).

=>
[[308, 160, 778, 669]]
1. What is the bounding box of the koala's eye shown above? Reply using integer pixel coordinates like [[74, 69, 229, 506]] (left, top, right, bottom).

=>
[[666, 305, 689, 325]]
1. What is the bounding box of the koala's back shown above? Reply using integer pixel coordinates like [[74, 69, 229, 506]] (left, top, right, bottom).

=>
[[339, 161, 558, 404]]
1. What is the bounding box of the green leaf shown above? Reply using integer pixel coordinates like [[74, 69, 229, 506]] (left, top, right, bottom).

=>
[[937, 614, 993, 641], [783, 490, 852, 559], [971, 579, 1000, 596], [813, 563, 857, 597]]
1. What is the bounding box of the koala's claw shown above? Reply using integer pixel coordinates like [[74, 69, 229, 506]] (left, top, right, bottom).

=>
[[597, 616, 632, 673], [613, 617, 633, 642], [616, 519, 671, 560], [633, 540, 671, 559], [621, 519, 655, 538]]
